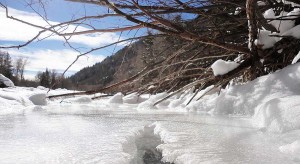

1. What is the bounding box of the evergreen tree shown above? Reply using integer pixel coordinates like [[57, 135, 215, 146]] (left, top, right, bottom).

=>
[[0, 51, 13, 79]]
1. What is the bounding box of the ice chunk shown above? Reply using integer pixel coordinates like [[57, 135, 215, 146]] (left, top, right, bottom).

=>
[[211, 59, 239, 76], [29, 93, 47, 105]]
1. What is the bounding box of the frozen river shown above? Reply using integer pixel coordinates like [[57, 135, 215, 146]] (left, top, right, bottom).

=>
[[0, 104, 296, 164]]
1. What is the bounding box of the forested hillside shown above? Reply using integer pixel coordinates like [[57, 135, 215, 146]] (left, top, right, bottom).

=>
[[69, 36, 184, 91]]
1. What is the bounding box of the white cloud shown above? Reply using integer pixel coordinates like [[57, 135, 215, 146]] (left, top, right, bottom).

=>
[[6, 48, 105, 79], [0, 7, 123, 47]]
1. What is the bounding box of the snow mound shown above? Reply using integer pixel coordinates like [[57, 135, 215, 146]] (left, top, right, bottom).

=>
[[211, 59, 239, 76], [108, 92, 124, 104], [186, 95, 217, 112], [279, 140, 300, 161], [123, 93, 146, 104], [29, 93, 47, 106], [0, 74, 14, 87], [137, 101, 158, 111], [137, 93, 167, 111]]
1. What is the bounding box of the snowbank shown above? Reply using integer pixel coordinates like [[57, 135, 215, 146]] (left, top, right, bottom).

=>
[[210, 63, 300, 132], [0, 86, 76, 114]]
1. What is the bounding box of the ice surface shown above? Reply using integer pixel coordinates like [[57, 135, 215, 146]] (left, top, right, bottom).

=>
[[0, 113, 147, 164], [153, 118, 291, 164], [211, 59, 239, 76], [0, 108, 295, 164]]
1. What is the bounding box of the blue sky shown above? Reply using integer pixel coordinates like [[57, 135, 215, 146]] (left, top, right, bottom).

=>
[[0, 0, 146, 79]]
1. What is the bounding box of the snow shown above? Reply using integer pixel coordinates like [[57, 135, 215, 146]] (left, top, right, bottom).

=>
[[279, 140, 300, 161], [211, 59, 240, 76], [123, 92, 146, 104], [292, 51, 300, 64], [234, 7, 242, 15], [0, 74, 14, 87], [63, 96, 92, 104], [1, 63, 300, 163], [255, 30, 277, 49], [264, 9, 295, 33], [257, 1, 266, 6], [255, 8, 300, 50], [137, 92, 168, 111], [108, 92, 124, 103], [254, 95, 300, 133], [282, 25, 300, 39]]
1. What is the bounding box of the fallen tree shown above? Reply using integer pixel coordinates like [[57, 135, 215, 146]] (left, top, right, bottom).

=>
[[1, 0, 300, 103]]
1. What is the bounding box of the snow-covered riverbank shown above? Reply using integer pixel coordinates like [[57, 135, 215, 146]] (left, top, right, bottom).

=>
[[1, 63, 300, 163]]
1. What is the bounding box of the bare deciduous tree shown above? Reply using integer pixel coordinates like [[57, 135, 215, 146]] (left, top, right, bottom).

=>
[[14, 57, 28, 81]]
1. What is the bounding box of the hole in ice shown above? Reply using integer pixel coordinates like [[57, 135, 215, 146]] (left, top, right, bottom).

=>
[[128, 125, 173, 164]]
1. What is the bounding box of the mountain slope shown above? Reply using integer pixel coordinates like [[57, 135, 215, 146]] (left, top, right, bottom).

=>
[[69, 36, 180, 91]]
